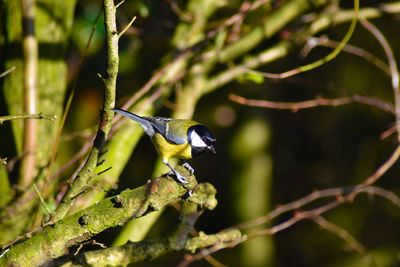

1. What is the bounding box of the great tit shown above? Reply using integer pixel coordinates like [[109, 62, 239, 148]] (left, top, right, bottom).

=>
[[112, 108, 216, 184]]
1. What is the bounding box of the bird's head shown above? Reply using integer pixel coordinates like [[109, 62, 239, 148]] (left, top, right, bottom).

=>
[[188, 124, 216, 157]]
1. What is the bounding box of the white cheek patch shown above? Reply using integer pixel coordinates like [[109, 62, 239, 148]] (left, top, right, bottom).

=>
[[190, 131, 207, 148]]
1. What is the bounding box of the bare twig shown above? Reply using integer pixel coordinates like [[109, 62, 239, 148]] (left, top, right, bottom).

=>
[[194, 148, 400, 264], [49, 139, 93, 187], [206, 0, 271, 40], [138, 70, 188, 112], [360, 19, 400, 142], [311, 215, 368, 255], [380, 125, 396, 140], [301, 36, 391, 76], [0, 113, 56, 125], [114, 0, 271, 116], [33, 184, 53, 216], [166, 0, 193, 22], [178, 237, 244, 267], [229, 93, 395, 114], [240, 0, 359, 79], [118, 16, 136, 38], [0, 66, 16, 79], [203, 255, 227, 267], [115, 0, 124, 9], [74, 240, 107, 256], [118, 47, 194, 113]]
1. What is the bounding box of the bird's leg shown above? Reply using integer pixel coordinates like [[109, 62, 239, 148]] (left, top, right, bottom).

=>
[[182, 161, 194, 175], [164, 161, 189, 184]]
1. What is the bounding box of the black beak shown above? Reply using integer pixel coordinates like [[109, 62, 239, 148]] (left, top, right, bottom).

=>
[[209, 145, 216, 154]]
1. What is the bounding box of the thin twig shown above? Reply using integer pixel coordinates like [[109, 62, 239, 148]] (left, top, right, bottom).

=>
[[49, 138, 93, 185], [74, 240, 107, 256], [115, 0, 271, 115], [301, 36, 391, 76], [206, 0, 271, 40], [115, 0, 124, 9], [33, 184, 52, 216], [118, 16, 136, 38], [380, 125, 396, 140], [360, 19, 400, 142], [229, 93, 395, 114], [204, 255, 227, 267], [178, 237, 244, 267], [166, 0, 193, 22], [0, 66, 16, 79], [311, 215, 368, 255], [0, 113, 56, 125], [241, 0, 359, 79], [118, 47, 194, 112]]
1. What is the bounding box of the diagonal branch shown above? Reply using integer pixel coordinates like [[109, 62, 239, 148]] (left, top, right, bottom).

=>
[[311, 215, 368, 256]]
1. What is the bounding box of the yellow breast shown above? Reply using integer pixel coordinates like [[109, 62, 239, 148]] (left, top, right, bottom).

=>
[[152, 133, 192, 162]]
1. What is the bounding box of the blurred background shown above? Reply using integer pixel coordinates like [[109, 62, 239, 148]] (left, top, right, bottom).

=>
[[2, 0, 400, 266]]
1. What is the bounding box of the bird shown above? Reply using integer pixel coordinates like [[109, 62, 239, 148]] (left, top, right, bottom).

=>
[[112, 108, 216, 184]]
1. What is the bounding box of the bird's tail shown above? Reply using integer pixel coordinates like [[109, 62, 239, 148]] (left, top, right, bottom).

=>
[[112, 108, 155, 136]]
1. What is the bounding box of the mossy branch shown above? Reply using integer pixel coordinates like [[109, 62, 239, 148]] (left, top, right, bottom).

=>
[[49, 181, 223, 267], [0, 167, 199, 266]]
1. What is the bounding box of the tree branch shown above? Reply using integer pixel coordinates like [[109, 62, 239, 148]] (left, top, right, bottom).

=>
[[0, 113, 56, 125], [52, 0, 118, 222], [229, 93, 395, 114], [360, 19, 400, 142], [0, 168, 198, 266], [19, 0, 39, 188]]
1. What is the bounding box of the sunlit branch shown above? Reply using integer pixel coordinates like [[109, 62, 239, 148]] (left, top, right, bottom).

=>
[[19, 0, 39, 188], [0, 66, 16, 79], [0, 113, 56, 125], [118, 16, 136, 38]]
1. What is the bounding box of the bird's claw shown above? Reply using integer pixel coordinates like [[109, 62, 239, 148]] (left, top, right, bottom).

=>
[[167, 170, 189, 184], [182, 162, 194, 175]]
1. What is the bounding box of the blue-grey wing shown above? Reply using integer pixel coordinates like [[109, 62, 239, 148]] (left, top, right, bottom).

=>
[[146, 117, 188, 145]]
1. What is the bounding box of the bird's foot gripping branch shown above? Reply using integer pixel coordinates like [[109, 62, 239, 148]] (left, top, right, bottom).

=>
[[0, 167, 223, 266]]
